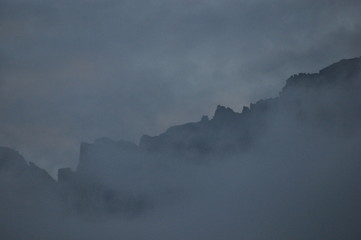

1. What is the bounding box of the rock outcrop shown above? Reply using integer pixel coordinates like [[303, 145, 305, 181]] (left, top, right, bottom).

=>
[[2, 56, 361, 221]]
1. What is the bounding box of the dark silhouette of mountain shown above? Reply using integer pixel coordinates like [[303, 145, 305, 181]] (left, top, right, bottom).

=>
[[139, 57, 361, 156], [1, 57, 361, 239], [58, 56, 361, 218], [0, 147, 63, 238], [54, 56, 361, 215], [57, 138, 147, 217], [0, 147, 55, 191]]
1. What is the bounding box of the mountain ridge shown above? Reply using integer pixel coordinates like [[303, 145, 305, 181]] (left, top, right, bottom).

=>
[[1, 56, 361, 228]]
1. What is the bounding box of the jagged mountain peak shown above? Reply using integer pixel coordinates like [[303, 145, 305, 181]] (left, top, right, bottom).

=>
[[1, 56, 361, 226], [282, 56, 361, 92], [212, 105, 239, 121], [319, 56, 361, 76]]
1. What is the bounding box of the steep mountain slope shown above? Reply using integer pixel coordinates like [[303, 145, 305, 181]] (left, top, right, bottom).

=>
[[55, 56, 361, 218], [1, 57, 361, 239]]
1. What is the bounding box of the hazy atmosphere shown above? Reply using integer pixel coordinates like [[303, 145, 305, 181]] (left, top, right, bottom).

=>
[[1, 0, 361, 175], [1, 1, 361, 240]]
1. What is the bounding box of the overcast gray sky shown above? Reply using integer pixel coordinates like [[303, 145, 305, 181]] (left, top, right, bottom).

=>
[[1, 0, 361, 175]]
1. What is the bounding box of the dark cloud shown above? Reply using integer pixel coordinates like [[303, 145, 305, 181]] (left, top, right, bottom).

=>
[[1, 0, 361, 175]]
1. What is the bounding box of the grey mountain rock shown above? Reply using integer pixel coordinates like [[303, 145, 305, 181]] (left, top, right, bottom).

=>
[[1, 56, 361, 224]]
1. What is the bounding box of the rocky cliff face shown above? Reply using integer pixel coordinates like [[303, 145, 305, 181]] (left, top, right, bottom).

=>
[[0, 147, 63, 239], [1, 57, 361, 239], [139, 57, 361, 157], [0, 147, 55, 191], [52, 56, 361, 218]]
